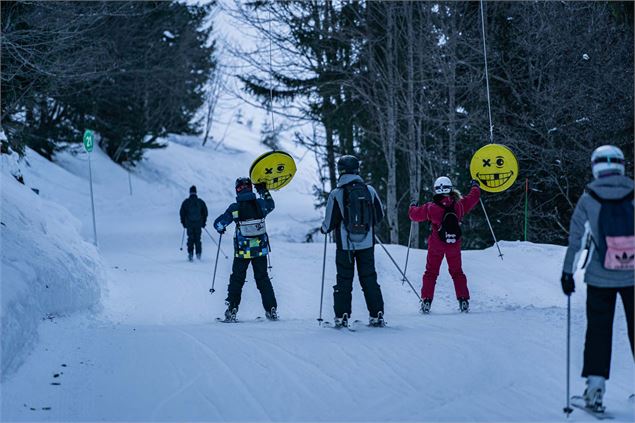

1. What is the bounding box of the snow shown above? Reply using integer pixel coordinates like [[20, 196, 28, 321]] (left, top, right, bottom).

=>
[[1, 133, 633, 421], [1, 151, 104, 380]]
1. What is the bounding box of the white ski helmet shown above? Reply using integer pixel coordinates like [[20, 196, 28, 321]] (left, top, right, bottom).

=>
[[433, 176, 453, 195], [591, 145, 625, 179]]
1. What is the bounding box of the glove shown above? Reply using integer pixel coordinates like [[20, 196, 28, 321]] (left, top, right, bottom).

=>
[[409, 200, 418, 207], [255, 182, 267, 194], [202, 223, 206, 228], [320, 227, 327, 235], [561, 272, 575, 296], [470, 179, 481, 188]]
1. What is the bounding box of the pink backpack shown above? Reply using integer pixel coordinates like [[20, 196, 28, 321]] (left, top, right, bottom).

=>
[[589, 190, 634, 271]]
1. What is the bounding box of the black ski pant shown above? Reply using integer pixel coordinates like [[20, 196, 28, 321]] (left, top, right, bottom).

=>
[[582, 284, 634, 379], [186, 226, 202, 256], [333, 247, 384, 319], [226, 255, 277, 312]]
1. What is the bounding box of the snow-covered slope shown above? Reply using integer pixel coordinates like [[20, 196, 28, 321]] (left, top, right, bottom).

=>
[[1, 137, 633, 422], [1, 152, 104, 380]]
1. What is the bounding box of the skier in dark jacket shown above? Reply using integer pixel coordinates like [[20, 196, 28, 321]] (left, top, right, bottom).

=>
[[321, 155, 386, 328], [180, 185, 208, 261], [561, 145, 634, 412], [214, 177, 278, 321]]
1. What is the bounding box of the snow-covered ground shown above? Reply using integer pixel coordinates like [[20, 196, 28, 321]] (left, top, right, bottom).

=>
[[1, 132, 634, 422]]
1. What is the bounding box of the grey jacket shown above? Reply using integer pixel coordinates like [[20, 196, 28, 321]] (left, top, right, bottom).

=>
[[562, 175, 634, 288], [321, 174, 384, 251]]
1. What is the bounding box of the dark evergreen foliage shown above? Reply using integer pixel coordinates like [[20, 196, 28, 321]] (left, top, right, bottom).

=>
[[1, 1, 216, 164]]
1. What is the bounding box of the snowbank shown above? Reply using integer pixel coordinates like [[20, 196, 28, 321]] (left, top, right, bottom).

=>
[[1, 151, 105, 380]]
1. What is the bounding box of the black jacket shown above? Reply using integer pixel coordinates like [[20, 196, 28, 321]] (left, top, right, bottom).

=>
[[180, 194, 208, 228]]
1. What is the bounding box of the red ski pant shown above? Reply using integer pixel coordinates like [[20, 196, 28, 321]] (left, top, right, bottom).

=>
[[421, 235, 469, 300]]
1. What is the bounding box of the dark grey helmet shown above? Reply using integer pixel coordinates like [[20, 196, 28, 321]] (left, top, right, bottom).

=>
[[337, 155, 360, 175], [235, 177, 253, 193]]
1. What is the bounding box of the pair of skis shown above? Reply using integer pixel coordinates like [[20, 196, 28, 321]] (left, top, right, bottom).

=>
[[322, 319, 387, 332], [215, 316, 277, 324], [568, 396, 616, 420]]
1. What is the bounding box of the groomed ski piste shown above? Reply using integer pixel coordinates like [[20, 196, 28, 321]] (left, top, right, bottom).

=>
[[2, 127, 634, 422]]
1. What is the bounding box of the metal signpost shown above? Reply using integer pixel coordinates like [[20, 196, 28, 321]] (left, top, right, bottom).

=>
[[83, 129, 98, 246]]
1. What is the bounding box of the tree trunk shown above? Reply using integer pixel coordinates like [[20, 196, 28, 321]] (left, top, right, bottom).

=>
[[386, 3, 399, 244]]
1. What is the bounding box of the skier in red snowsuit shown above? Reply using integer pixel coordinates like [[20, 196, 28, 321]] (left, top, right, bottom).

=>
[[408, 177, 481, 313]]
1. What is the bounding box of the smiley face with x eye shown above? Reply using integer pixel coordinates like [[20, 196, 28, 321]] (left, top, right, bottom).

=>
[[470, 144, 518, 193], [249, 151, 297, 191]]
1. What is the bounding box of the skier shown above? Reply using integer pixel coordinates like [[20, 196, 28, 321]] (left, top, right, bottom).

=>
[[213, 177, 278, 321], [179, 185, 208, 261], [408, 177, 481, 313], [321, 155, 386, 328], [561, 145, 634, 412]]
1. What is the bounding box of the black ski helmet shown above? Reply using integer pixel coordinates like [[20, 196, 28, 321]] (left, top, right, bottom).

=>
[[235, 177, 253, 193], [337, 155, 360, 176], [189, 185, 197, 194]]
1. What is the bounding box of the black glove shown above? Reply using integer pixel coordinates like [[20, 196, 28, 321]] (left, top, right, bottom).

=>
[[470, 179, 481, 188], [561, 272, 575, 296], [255, 182, 267, 194], [320, 227, 327, 235], [216, 226, 226, 235]]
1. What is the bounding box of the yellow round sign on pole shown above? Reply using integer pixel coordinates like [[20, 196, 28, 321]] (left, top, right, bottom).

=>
[[249, 151, 297, 191], [470, 144, 518, 193]]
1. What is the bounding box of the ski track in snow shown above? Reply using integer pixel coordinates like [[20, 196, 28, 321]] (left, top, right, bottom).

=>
[[2, 133, 634, 422]]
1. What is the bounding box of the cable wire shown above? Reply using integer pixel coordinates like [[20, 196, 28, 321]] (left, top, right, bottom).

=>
[[479, 0, 494, 144]]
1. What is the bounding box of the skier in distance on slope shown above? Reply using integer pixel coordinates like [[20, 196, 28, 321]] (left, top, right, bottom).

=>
[[408, 177, 481, 314], [179, 185, 208, 261]]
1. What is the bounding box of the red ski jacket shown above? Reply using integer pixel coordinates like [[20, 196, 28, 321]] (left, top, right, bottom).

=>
[[408, 186, 481, 234]]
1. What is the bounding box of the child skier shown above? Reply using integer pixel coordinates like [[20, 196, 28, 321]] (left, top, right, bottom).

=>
[[214, 177, 278, 322], [561, 145, 634, 413], [321, 155, 386, 328], [408, 177, 481, 313]]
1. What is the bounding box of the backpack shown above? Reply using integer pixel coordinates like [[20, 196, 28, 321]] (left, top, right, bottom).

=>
[[588, 189, 634, 271], [438, 204, 462, 244], [187, 198, 202, 223], [342, 181, 373, 240], [237, 200, 267, 238]]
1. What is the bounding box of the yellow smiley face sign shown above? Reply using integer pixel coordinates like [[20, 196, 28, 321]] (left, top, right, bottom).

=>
[[249, 151, 297, 191], [470, 144, 518, 193]]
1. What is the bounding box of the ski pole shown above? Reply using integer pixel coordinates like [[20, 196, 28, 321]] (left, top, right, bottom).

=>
[[479, 198, 504, 260], [209, 233, 223, 294], [204, 227, 229, 259], [317, 233, 328, 326], [563, 295, 573, 417], [179, 228, 185, 251], [375, 235, 422, 304], [402, 222, 414, 286]]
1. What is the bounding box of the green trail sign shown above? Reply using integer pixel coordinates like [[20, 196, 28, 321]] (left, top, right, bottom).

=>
[[83, 129, 94, 153]]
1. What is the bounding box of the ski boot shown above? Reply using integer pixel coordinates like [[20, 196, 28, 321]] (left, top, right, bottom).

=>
[[334, 313, 349, 328], [369, 311, 385, 327], [458, 298, 469, 313], [583, 375, 606, 413], [188, 253, 193, 262], [196, 253, 201, 260], [265, 307, 278, 321], [224, 303, 238, 322], [420, 298, 432, 314]]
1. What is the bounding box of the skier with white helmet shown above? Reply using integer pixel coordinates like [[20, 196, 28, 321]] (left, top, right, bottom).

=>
[[561, 145, 634, 413], [408, 177, 481, 313]]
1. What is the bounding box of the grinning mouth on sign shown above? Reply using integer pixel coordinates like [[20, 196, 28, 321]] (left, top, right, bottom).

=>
[[261, 174, 291, 190], [476, 170, 514, 189]]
